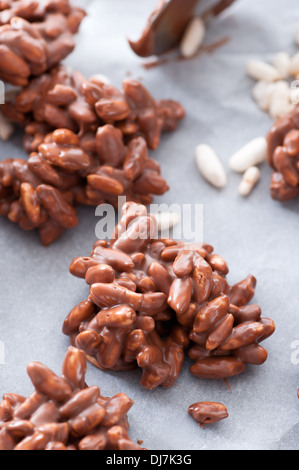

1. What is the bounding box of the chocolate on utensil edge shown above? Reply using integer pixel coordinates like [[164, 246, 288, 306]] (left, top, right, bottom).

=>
[[267, 105, 299, 202], [128, 0, 236, 58]]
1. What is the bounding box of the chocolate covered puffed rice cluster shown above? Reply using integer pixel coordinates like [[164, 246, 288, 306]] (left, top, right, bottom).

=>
[[0, 0, 85, 86], [0, 67, 184, 244], [0, 347, 143, 450], [267, 105, 299, 202], [1, 65, 185, 152], [0, 126, 169, 245], [63, 202, 275, 390]]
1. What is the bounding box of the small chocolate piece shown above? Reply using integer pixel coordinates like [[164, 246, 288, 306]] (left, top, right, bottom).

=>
[[129, 0, 198, 58], [267, 105, 299, 202], [63, 202, 275, 390], [188, 402, 228, 426], [0, 347, 143, 450]]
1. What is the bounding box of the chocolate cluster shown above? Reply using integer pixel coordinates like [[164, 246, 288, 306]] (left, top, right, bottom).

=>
[[0, 66, 184, 245], [63, 202, 275, 390], [0, 347, 143, 450], [2, 65, 185, 152], [267, 105, 299, 202], [0, 0, 85, 86]]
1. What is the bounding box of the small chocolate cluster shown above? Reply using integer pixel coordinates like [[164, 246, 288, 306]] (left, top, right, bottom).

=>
[[0, 66, 184, 245], [0, 347, 143, 450], [0, 0, 85, 86], [63, 202, 275, 390], [267, 105, 299, 202]]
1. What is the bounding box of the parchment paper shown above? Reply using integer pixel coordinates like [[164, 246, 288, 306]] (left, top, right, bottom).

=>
[[0, 0, 299, 450]]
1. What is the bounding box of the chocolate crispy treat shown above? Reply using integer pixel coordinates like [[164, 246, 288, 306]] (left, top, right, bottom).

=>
[[267, 105, 299, 202], [0, 128, 169, 245], [1, 65, 185, 152], [0, 0, 85, 86], [0, 347, 143, 450], [0, 66, 184, 245], [63, 202, 275, 390]]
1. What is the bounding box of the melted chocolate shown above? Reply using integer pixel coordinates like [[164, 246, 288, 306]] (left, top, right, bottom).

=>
[[129, 0, 198, 57]]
